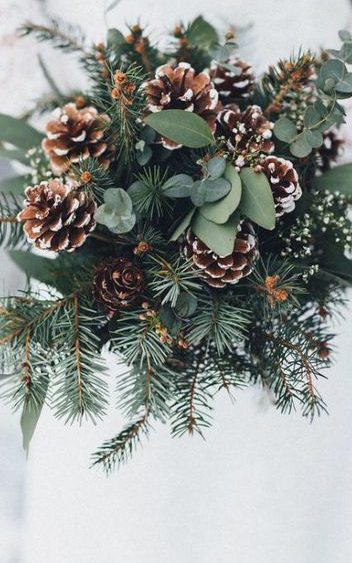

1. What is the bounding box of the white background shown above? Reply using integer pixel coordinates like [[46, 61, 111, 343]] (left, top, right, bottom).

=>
[[1, 1, 352, 562]]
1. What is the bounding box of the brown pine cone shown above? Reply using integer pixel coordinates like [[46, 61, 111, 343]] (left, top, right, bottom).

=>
[[17, 178, 96, 252], [93, 258, 144, 316], [184, 222, 259, 288], [260, 156, 302, 217], [317, 130, 344, 172], [209, 58, 255, 102], [144, 62, 221, 149], [42, 102, 112, 175], [217, 105, 274, 165]]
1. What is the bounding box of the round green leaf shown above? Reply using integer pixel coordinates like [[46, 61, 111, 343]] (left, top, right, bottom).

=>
[[239, 168, 275, 230], [162, 174, 193, 198], [191, 178, 230, 206], [290, 132, 312, 158], [312, 163, 352, 196], [273, 117, 297, 143], [145, 110, 215, 149], [207, 156, 227, 179], [199, 163, 242, 224], [304, 129, 323, 148], [335, 73, 352, 93]]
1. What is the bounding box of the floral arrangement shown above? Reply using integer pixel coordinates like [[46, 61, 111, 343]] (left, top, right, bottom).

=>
[[0, 14, 351, 472]]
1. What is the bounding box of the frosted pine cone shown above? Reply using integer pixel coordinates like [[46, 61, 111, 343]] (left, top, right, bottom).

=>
[[184, 222, 259, 288], [144, 62, 221, 149], [17, 178, 96, 252], [217, 105, 274, 164], [260, 156, 302, 217], [209, 58, 255, 102], [93, 258, 144, 316], [42, 102, 112, 175]]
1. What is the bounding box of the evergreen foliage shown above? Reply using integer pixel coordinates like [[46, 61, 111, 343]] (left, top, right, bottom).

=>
[[0, 16, 351, 472]]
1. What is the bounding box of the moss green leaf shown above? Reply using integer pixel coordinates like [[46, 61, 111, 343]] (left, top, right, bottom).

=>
[[192, 211, 241, 256], [312, 163, 352, 196], [145, 110, 215, 148], [169, 208, 196, 241], [0, 113, 44, 150], [273, 117, 297, 143], [290, 132, 312, 158], [0, 175, 26, 195], [239, 168, 275, 230], [199, 163, 242, 224]]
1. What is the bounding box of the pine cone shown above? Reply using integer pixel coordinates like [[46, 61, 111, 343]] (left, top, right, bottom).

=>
[[42, 102, 112, 175], [184, 222, 259, 288], [209, 58, 255, 102], [93, 258, 144, 315], [144, 62, 221, 149], [17, 178, 96, 252], [317, 130, 344, 172], [217, 105, 274, 164], [260, 156, 302, 217]]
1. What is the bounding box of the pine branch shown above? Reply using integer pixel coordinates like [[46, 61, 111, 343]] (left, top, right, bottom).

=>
[[91, 413, 150, 474], [187, 292, 249, 355], [147, 254, 201, 307], [20, 18, 88, 55], [53, 295, 108, 423], [170, 347, 213, 437], [0, 194, 25, 248]]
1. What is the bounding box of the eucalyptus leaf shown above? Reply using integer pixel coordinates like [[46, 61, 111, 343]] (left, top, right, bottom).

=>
[[169, 208, 196, 241], [175, 292, 198, 317], [290, 132, 312, 158], [304, 106, 321, 128], [239, 168, 275, 230], [335, 73, 352, 93], [0, 175, 26, 195], [199, 164, 242, 224], [313, 99, 329, 118], [107, 28, 125, 48], [318, 59, 346, 92], [191, 178, 231, 206], [312, 163, 352, 196], [273, 117, 297, 143], [9, 250, 95, 294], [21, 389, 48, 455], [0, 148, 30, 166], [136, 144, 152, 166], [162, 174, 193, 198], [192, 211, 241, 256], [159, 305, 181, 334], [339, 30, 352, 42], [186, 16, 218, 49], [96, 188, 136, 234], [304, 129, 323, 148], [0, 113, 44, 150], [145, 110, 215, 149], [207, 156, 227, 179], [339, 43, 352, 64]]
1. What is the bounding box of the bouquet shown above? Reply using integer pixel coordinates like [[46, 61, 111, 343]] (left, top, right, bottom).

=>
[[0, 14, 351, 473]]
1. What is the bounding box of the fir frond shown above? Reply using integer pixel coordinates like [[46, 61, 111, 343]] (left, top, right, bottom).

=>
[[53, 295, 108, 423], [129, 166, 171, 220], [170, 347, 213, 437], [20, 17, 87, 54], [147, 254, 201, 307], [110, 308, 172, 368], [0, 194, 25, 248], [91, 413, 150, 474], [187, 293, 249, 355]]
